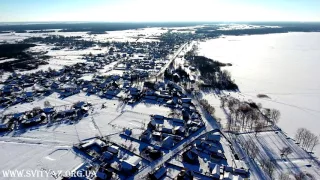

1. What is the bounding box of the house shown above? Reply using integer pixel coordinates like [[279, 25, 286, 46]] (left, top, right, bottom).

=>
[[206, 132, 221, 142], [153, 115, 164, 121], [152, 131, 162, 141], [145, 95, 157, 100], [161, 136, 174, 148], [187, 120, 203, 127], [232, 175, 244, 180], [223, 171, 233, 180], [171, 118, 184, 124], [129, 87, 141, 96], [107, 145, 119, 154], [43, 108, 55, 114], [53, 109, 78, 121], [140, 131, 152, 142], [158, 126, 172, 134], [105, 88, 121, 97], [190, 113, 199, 119], [73, 101, 91, 113], [95, 168, 113, 180], [182, 148, 199, 164], [144, 147, 162, 160], [234, 168, 249, 176], [181, 98, 192, 103], [102, 151, 114, 160], [120, 155, 142, 171], [173, 126, 185, 136], [82, 139, 106, 152], [210, 163, 220, 179], [149, 166, 167, 180], [176, 169, 193, 180]]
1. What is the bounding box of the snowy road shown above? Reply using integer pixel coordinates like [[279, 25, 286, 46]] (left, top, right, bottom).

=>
[[156, 42, 188, 78], [131, 126, 206, 180]]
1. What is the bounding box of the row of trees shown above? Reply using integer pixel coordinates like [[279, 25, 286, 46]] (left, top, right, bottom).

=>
[[295, 128, 319, 151], [199, 99, 215, 116]]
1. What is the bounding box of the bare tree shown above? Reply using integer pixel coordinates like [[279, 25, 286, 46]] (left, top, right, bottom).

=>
[[263, 108, 271, 125], [243, 139, 259, 160], [279, 172, 291, 180], [294, 172, 306, 180], [254, 122, 264, 136], [295, 128, 307, 144], [261, 158, 275, 179], [295, 128, 319, 151], [280, 147, 293, 158], [44, 100, 52, 108], [310, 134, 319, 152], [270, 109, 280, 125]]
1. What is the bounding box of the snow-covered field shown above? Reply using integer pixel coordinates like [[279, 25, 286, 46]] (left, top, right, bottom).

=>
[[0, 141, 85, 180], [199, 32, 320, 157]]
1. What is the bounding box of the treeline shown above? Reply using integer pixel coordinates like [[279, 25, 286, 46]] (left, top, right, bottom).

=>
[[0, 44, 50, 71], [199, 99, 215, 115], [195, 23, 320, 37], [0, 22, 206, 32], [22, 35, 111, 48], [0, 44, 36, 58]]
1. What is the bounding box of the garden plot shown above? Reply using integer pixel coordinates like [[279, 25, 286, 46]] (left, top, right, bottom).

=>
[[124, 103, 172, 116], [109, 111, 150, 130], [236, 131, 320, 179]]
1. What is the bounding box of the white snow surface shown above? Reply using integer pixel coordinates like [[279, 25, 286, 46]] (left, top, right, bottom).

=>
[[199, 32, 320, 157]]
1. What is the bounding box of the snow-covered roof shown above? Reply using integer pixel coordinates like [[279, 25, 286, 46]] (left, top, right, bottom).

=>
[[122, 155, 142, 168]]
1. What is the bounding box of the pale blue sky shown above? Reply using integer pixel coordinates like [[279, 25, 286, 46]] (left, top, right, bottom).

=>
[[0, 0, 319, 22]]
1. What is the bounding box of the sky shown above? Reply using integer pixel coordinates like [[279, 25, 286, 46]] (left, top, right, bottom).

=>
[[0, 0, 319, 22]]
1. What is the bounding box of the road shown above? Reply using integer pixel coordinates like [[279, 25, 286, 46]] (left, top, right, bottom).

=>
[[131, 41, 220, 179], [156, 42, 189, 78], [131, 126, 206, 180]]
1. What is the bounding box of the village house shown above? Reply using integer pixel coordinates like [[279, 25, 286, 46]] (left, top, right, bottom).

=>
[[95, 167, 113, 180], [120, 155, 142, 172], [149, 166, 167, 180]]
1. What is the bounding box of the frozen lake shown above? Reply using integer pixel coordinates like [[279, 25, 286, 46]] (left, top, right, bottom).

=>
[[199, 32, 320, 156]]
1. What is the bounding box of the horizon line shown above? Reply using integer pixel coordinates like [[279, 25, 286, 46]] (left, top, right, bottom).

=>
[[1, 20, 320, 24]]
